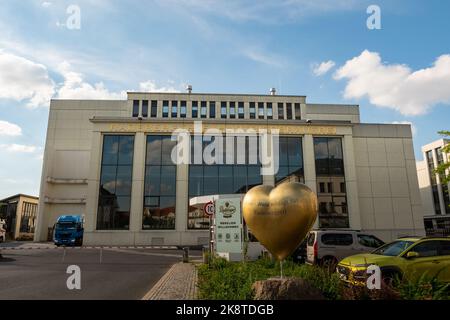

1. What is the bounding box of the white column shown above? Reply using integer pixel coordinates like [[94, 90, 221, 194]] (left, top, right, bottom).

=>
[[432, 149, 447, 215], [129, 132, 146, 235], [343, 134, 361, 230], [84, 131, 102, 233], [176, 163, 189, 232], [303, 135, 318, 228]]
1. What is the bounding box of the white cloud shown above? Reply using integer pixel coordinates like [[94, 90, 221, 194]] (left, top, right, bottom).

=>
[[0, 51, 55, 108], [0, 120, 22, 136], [41, 1, 52, 7], [334, 50, 450, 116], [241, 47, 286, 68], [138, 80, 181, 93], [0, 144, 38, 153], [313, 60, 336, 76], [56, 62, 126, 100], [390, 121, 417, 136]]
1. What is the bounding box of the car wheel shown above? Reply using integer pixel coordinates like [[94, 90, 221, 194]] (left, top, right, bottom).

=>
[[321, 257, 338, 272]]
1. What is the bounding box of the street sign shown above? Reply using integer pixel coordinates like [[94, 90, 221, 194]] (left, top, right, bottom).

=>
[[203, 201, 215, 216]]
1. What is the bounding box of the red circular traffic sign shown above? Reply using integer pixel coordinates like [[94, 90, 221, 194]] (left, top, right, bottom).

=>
[[203, 201, 215, 216]]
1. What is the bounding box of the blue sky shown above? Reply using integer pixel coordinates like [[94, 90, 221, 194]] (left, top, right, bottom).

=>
[[0, 0, 449, 198]]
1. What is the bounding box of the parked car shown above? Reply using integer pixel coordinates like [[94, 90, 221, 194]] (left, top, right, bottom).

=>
[[337, 236, 450, 286], [306, 229, 385, 270], [291, 239, 307, 263]]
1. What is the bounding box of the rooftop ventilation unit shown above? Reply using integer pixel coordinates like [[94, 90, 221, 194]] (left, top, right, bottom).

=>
[[186, 85, 193, 94], [270, 88, 276, 95]]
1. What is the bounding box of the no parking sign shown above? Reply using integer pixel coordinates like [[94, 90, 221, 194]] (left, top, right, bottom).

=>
[[203, 201, 215, 216]]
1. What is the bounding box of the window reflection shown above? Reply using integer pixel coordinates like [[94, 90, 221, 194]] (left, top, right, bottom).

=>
[[314, 137, 348, 228], [143, 135, 177, 230], [97, 135, 134, 230], [188, 136, 263, 229], [275, 137, 304, 184]]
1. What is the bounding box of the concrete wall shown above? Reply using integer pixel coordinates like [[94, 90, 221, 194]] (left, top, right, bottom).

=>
[[353, 124, 424, 241]]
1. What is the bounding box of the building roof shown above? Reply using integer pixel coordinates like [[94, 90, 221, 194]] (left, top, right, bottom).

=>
[[0, 194, 39, 203]]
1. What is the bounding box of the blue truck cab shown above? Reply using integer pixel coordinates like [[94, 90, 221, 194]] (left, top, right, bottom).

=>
[[54, 215, 84, 246]]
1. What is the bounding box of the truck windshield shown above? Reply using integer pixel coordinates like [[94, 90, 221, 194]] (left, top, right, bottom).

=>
[[372, 240, 414, 256], [56, 222, 77, 230]]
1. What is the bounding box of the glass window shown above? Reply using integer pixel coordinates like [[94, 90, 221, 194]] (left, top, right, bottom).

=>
[[201, 101, 207, 118], [321, 233, 353, 246], [171, 101, 178, 118], [151, 100, 158, 117], [221, 102, 227, 119], [267, 103, 273, 119], [188, 136, 263, 229], [258, 102, 265, 119], [209, 101, 216, 118], [238, 102, 244, 119], [278, 103, 284, 119], [314, 137, 348, 228], [275, 137, 304, 184], [142, 100, 149, 117], [286, 103, 292, 119], [358, 235, 384, 248], [439, 241, 450, 256], [97, 135, 134, 230], [143, 135, 177, 230], [229, 102, 236, 119], [294, 103, 301, 120], [180, 101, 187, 118], [249, 102, 256, 119], [192, 101, 198, 118], [162, 101, 169, 118], [132, 100, 140, 117], [410, 241, 440, 257]]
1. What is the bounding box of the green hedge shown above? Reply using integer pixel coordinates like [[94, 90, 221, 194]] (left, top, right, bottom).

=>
[[197, 257, 450, 300]]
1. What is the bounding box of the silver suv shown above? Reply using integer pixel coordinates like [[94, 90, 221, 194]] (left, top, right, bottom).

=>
[[306, 230, 384, 270]]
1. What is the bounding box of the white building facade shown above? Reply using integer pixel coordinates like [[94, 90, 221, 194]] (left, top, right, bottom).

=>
[[34, 91, 425, 245], [417, 139, 450, 235]]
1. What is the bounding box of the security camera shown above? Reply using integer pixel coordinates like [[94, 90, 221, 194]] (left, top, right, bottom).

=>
[[306, 119, 312, 123], [138, 116, 143, 121]]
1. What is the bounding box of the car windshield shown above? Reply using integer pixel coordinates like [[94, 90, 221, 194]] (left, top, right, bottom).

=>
[[372, 240, 414, 256]]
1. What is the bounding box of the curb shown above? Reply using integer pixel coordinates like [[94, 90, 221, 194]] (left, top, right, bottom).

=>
[[0, 245, 178, 251]]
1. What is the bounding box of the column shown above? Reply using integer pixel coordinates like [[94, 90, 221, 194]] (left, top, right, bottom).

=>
[[343, 134, 361, 230], [129, 132, 146, 235], [176, 163, 189, 232], [432, 149, 447, 216], [303, 135, 318, 228], [84, 131, 102, 233]]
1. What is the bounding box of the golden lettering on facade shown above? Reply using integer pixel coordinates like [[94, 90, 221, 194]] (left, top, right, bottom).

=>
[[108, 122, 337, 135]]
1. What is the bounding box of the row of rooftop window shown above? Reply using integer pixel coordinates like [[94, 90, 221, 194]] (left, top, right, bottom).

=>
[[132, 100, 302, 120]]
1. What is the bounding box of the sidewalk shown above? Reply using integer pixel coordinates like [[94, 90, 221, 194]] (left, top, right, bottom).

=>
[[142, 262, 198, 300]]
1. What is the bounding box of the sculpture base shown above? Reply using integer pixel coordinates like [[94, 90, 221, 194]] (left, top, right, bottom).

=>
[[252, 277, 325, 300]]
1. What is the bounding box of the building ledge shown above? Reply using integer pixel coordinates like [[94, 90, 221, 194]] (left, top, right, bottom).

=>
[[46, 177, 88, 184], [44, 197, 86, 204]]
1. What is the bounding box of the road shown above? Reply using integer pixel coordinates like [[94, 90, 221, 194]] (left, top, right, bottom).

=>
[[0, 244, 201, 300]]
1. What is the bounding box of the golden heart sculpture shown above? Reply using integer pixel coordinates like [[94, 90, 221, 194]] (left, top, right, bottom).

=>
[[242, 182, 318, 261]]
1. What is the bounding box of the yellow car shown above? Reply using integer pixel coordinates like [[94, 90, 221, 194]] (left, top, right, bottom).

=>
[[337, 236, 450, 286]]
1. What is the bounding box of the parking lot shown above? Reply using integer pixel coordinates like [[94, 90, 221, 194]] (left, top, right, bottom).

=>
[[0, 243, 201, 300]]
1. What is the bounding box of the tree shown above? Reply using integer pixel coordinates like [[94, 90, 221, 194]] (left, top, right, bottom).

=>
[[434, 130, 450, 184]]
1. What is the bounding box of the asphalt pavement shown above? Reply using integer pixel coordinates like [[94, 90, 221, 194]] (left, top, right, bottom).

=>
[[0, 245, 201, 300]]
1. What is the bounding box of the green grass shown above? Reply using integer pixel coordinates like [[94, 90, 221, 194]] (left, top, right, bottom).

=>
[[197, 257, 342, 300], [197, 257, 450, 300]]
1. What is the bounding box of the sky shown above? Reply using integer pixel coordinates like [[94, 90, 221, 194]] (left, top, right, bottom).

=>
[[0, 0, 449, 198]]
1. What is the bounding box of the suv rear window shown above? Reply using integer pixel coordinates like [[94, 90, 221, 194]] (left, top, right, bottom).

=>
[[307, 232, 315, 246], [321, 233, 353, 246]]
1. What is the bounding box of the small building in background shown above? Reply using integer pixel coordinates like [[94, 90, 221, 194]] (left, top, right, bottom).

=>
[[0, 194, 39, 241], [417, 138, 450, 236]]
